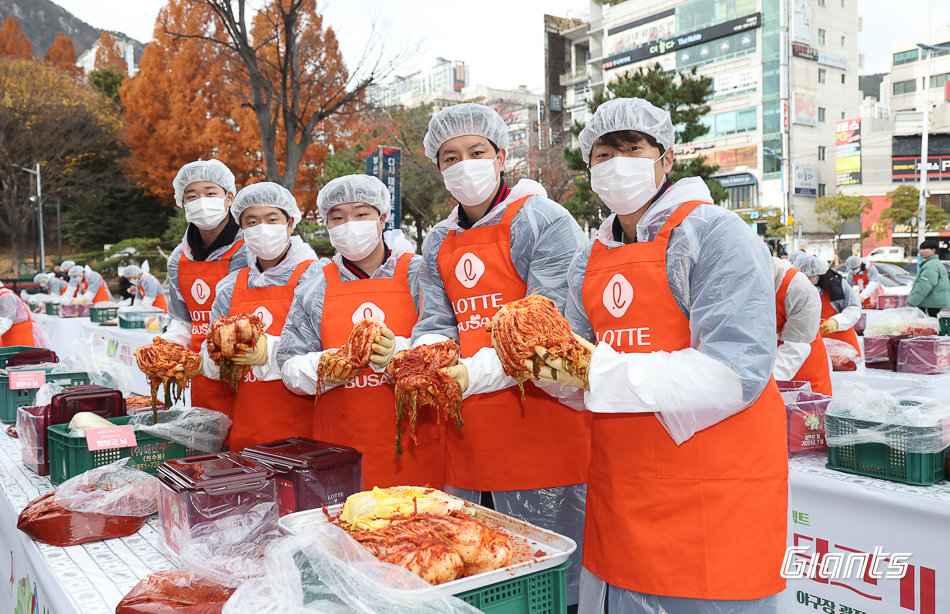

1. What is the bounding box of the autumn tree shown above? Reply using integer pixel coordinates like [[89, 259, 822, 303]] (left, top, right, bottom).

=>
[[44, 32, 81, 78], [0, 59, 122, 271], [0, 16, 31, 59], [879, 184, 949, 234], [94, 32, 126, 73]]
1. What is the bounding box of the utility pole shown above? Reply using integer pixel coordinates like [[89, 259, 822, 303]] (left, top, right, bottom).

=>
[[914, 41, 950, 251], [14, 162, 45, 270]]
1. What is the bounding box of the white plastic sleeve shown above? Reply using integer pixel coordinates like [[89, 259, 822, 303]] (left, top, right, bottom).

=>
[[198, 340, 220, 380], [457, 346, 517, 400], [774, 340, 811, 381], [0, 317, 12, 335], [280, 350, 334, 396], [160, 318, 193, 347]]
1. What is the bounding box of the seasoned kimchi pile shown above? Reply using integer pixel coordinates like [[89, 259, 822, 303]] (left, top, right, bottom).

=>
[[317, 318, 382, 392], [134, 337, 202, 420], [206, 313, 264, 392]]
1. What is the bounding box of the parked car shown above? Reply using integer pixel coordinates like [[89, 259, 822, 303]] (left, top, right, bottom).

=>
[[901, 260, 950, 275], [866, 246, 906, 262], [834, 262, 914, 296]]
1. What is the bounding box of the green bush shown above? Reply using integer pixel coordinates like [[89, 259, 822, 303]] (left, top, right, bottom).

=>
[[104, 237, 163, 258], [162, 209, 188, 246]]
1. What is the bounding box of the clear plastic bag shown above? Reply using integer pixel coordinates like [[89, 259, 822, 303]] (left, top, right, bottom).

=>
[[61, 335, 136, 395], [896, 335, 950, 375], [822, 338, 859, 371], [825, 383, 950, 453], [116, 570, 235, 614], [128, 407, 231, 453], [53, 458, 160, 516], [864, 306, 939, 336], [222, 523, 482, 614], [32, 382, 65, 407]]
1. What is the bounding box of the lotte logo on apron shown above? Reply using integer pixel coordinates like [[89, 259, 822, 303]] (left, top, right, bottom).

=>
[[190, 279, 212, 305], [352, 302, 385, 324], [252, 306, 275, 332], [455, 253, 486, 289], [603, 273, 634, 318]]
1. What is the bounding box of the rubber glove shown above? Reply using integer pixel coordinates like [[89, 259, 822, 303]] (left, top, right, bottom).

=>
[[819, 318, 839, 335], [320, 352, 360, 384], [369, 326, 397, 368], [233, 335, 268, 365], [526, 333, 595, 390], [441, 364, 469, 394]]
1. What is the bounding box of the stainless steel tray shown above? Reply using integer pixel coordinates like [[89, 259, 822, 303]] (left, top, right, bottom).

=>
[[278, 497, 577, 595]]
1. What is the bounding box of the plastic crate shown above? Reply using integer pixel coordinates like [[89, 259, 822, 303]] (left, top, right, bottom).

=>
[[45, 303, 60, 316], [47, 415, 204, 485], [455, 560, 568, 614], [90, 306, 118, 323], [0, 346, 40, 369], [0, 369, 90, 422], [940, 316, 950, 336], [825, 413, 949, 486]]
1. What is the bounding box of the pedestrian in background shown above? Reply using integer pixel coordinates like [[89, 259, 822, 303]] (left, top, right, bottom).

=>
[[908, 239, 950, 317]]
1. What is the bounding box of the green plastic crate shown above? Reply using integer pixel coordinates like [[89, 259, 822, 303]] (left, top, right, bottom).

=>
[[456, 560, 568, 614], [826, 413, 949, 486], [940, 317, 950, 336], [90, 306, 118, 323], [0, 346, 40, 369], [0, 369, 90, 423], [47, 415, 204, 485], [45, 303, 60, 316]]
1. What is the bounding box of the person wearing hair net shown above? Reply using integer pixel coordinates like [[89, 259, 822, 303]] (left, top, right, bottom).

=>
[[844, 255, 881, 307], [523, 98, 787, 614], [787, 249, 807, 268], [0, 280, 47, 347], [55, 261, 72, 283], [798, 254, 862, 355], [774, 258, 832, 394], [276, 174, 443, 487], [64, 265, 112, 303], [200, 182, 321, 450], [43, 272, 66, 296], [161, 159, 248, 415], [122, 265, 168, 312], [404, 102, 590, 604]]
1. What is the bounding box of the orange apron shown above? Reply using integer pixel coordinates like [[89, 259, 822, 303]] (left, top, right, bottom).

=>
[[853, 269, 877, 308], [0, 289, 37, 346], [436, 197, 591, 491], [580, 201, 787, 599], [776, 268, 833, 395], [84, 274, 111, 304], [137, 280, 168, 312], [227, 261, 314, 451], [177, 240, 244, 423], [316, 254, 443, 488], [820, 291, 862, 356]]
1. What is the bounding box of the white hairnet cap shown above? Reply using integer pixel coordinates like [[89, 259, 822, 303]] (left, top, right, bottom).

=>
[[230, 182, 302, 229], [798, 254, 830, 277], [68, 265, 84, 278], [60, 260, 75, 271], [845, 255, 862, 270], [317, 174, 391, 221], [788, 250, 805, 267], [173, 159, 237, 207], [423, 103, 510, 163], [123, 265, 143, 278], [33, 273, 48, 284], [578, 98, 675, 165]]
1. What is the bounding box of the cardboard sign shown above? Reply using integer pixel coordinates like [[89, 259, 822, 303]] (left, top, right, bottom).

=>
[[8, 371, 45, 390], [84, 425, 137, 451]]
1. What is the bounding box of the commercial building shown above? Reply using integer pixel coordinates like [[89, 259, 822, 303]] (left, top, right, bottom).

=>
[[544, 0, 862, 253], [366, 58, 470, 108], [881, 26, 950, 114]]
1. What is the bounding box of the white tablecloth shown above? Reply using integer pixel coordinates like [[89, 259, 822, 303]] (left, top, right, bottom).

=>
[[780, 454, 950, 613], [831, 366, 950, 400]]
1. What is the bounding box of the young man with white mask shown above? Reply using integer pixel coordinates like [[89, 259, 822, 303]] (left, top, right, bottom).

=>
[[200, 182, 321, 451], [528, 98, 786, 613], [162, 159, 248, 419], [121, 265, 168, 312], [404, 103, 589, 605], [276, 175, 441, 488]]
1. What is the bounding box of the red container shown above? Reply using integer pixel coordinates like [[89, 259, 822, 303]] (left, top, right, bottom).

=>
[[897, 335, 950, 375], [156, 452, 278, 556], [785, 392, 831, 454], [877, 295, 908, 310], [240, 437, 362, 515], [59, 303, 90, 318], [5, 349, 58, 368], [17, 385, 125, 476], [864, 334, 913, 371]]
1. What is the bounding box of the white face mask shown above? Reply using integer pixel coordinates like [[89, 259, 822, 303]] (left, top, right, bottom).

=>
[[590, 156, 663, 215], [441, 157, 499, 207], [243, 223, 290, 261], [184, 197, 229, 230], [328, 220, 381, 261]]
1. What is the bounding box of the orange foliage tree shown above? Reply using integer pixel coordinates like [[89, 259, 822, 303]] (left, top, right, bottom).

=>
[[44, 32, 81, 78], [94, 32, 126, 73], [0, 16, 31, 59]]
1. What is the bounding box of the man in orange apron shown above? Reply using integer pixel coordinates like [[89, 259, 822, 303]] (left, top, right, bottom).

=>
[[65, 265, 112, 303], [122, 265, 168, 312], [199, 182, 321, 451], [161, 159, 247, 419], [798, 254, 862, 356], [530, 98, 787, 613], [0, 281, 47, 347], [774, 257, 832, 394], [845, 255, 881, 308], [408, 103, 590, 604], [277, 174, 443, 489]]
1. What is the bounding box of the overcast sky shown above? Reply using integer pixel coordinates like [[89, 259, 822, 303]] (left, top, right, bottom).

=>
[[50, 0, 950, 89]]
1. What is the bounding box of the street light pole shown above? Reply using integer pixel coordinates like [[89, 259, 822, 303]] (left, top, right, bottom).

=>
[[13, 162, 45, 270], [916, 42, 934, 251]]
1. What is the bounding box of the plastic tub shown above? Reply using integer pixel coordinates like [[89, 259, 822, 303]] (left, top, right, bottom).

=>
[[59, 303, 90, 318], [45, 303, 60, 316], [878, 295, 908, 310], [240, 437, 362, 515], [156, 452, 278, 555], [0, 367, 90, 422], [90, 305, 119, 323], [863, 334, 912, 371], [896, 335, 950, 375], [0, 346, 42, 369], [118, 307, 164, 330]]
